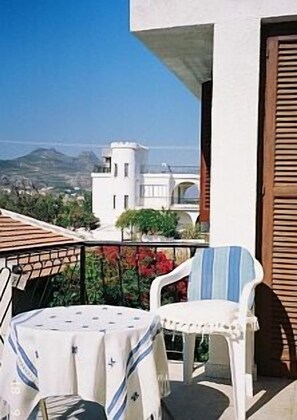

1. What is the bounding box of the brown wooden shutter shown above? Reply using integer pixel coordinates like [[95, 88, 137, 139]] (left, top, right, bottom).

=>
[[199, 81, 212, 229], [258, 35, 297, 377]]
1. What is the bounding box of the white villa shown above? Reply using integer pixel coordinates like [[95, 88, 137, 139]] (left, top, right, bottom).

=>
[[91, 142, 199, 235]]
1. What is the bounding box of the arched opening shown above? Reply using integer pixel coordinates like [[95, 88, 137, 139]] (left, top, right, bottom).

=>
[[176, 212, 194, 229], [171, 182, 199, 205]]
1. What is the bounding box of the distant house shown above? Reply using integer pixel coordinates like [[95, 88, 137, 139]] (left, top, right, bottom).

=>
[[91, 142, 199, 235], [0, 208, 81, 357]]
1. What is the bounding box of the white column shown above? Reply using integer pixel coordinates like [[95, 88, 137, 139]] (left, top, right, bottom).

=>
[[210, 17, 261, 253], [206, 17, 261, 378]]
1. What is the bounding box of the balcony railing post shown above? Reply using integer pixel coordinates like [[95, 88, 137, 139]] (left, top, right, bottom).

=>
[[135, 246, 142, 308], [117, 246, 124, 305], [99, 246, 107, 303], [80, 246, 87, 305]]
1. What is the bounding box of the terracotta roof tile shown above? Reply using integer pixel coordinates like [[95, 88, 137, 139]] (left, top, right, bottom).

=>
[[0, 211, 80, 252]]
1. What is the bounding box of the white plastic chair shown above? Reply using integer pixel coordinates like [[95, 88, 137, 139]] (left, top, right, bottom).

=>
[[150, 246, 264, 420]]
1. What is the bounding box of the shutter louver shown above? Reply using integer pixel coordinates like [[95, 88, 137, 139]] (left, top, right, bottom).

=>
[[276, 40, 297, 186], [260, 35, 297, 377], [199, 81, 212, 227]]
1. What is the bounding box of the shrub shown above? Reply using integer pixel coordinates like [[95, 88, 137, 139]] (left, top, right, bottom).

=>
[[50, 246, 179, 309], [115, 209, 138, 230], [116, 208, 179, 238], [180, 224, 203, 240]]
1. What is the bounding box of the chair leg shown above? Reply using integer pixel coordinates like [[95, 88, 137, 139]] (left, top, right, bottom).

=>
[[245, 329, 254, 398], [39, 398, 49, 420], [226, 336, 246, 420], [182, 333, 196, 384]]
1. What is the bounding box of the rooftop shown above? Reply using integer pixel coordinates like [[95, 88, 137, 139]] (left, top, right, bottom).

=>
[[0, 208, 80, 252]]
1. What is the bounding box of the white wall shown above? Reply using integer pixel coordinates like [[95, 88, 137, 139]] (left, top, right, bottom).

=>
[[112, 144, 137, 212], [92, 173, 113, 224], [131, 0, 297, 32], [92, 142, 149, 225], [210, 18, 261, 253]]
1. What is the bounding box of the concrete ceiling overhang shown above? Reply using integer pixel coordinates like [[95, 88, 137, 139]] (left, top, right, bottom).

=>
[[133, 24, 213, 98]]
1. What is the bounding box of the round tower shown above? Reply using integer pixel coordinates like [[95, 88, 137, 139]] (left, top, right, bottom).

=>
[[110, 142, 148, 218]]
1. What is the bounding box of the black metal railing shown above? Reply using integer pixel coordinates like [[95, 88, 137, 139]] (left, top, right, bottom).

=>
[[171, 197, 199, 205], [0, 240, 207, 312], [0, 240, 208, 358], [138, 197, 199, 206], [0, 243, 83, 315], [93, 165, 111, 173], [83, 241, 207, 307], [140, 164, 199, 174]]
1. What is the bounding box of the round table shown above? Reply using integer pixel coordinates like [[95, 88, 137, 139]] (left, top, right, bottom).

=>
[[0, 305, 169, 420]]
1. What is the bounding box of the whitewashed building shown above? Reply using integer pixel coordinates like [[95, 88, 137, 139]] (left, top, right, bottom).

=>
[[91, 142, 199, 230]]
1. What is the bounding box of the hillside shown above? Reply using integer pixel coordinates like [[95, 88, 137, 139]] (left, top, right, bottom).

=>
[[0, 148, 100, 191]]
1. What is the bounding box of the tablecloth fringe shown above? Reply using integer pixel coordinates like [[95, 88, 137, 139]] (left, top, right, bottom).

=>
[[146, 405, 162, 420], [0, 399, 10, 420], [158, 373, 170, 397]]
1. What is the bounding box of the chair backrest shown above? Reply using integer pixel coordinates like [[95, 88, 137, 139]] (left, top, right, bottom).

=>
[[188, 246, 256, 302]]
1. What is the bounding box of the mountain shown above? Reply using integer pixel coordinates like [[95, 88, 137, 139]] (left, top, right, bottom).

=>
[[0, 148, 100, 191]]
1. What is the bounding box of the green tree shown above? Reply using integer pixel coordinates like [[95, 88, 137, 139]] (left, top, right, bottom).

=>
[[0, 190, 16, 210], [115, 209, 138, 239], [136, 209, 160, 235], [56, 199, 99, 230], [0, 189, 99, 230], [115, 209, 138, 229], [82, 191, 93, 213], [158, 209, 179, 238], [31, 194, 63, 223], [116, 208, 179, 238]]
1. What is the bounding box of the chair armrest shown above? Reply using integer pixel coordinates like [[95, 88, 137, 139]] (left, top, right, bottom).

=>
[[150, 258, 193, 311], [238, 259, 264, 325]]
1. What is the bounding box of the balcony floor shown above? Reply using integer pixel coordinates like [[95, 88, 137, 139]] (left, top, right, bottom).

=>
[[32, 361, 297, 419], [167, 362, 297, 419]]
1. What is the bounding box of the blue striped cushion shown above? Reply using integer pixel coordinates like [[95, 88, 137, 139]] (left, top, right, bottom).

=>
[[188, 246, 255, 303]]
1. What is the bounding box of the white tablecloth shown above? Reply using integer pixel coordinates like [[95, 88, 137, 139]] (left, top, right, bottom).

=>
[[0, 305, 169, 420]]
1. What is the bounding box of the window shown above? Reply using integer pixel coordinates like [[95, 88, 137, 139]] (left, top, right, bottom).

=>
[[113, 195, 116, 209], [124, 163, 129, 177], [139, 184, 166, 198], [114, 163, 118, 177], [124, 195, 129, 209]]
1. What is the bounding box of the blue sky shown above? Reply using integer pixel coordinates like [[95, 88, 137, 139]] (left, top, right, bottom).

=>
[[0, 0, 200, 165]]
